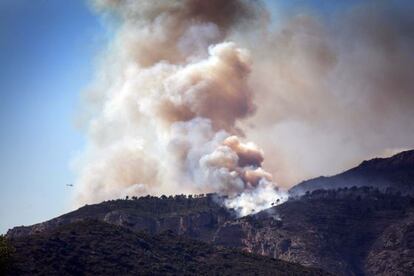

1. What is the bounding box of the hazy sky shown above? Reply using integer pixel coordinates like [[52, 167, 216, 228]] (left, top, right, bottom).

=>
[[0, 0, 410, 234]]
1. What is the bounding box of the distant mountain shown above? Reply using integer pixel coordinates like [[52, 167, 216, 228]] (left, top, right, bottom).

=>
[[5, 149, 414, 275], [7, 220, 328, 276], [289, 149, 414, 196]]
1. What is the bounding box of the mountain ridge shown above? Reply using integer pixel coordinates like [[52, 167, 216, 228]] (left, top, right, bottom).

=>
[[289, 149, 414, 196], [5, 149, 414, 275]]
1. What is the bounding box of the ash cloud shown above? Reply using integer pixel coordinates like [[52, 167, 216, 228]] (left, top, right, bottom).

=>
[[244, 2, 414, 186], [74, 0, 414, 215]]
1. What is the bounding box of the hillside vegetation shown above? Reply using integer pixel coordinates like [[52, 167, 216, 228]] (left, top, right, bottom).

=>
[[7, 220, 329, 276]]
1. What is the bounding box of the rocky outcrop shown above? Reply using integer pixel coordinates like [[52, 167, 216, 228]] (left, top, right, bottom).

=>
[[212, 189, 414, 275], [365, 211, 414, 275], [7, 194, 234, 243]]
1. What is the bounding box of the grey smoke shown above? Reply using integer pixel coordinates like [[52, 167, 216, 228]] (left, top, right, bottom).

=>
[[73, 0, 414, 214]]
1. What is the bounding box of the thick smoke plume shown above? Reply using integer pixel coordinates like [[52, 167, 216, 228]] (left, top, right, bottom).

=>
[[74, 0, 414, 215], [75, 0, 286, 216]]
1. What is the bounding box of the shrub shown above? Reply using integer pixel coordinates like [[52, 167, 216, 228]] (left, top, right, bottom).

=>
[[0, 235, 15, 274]]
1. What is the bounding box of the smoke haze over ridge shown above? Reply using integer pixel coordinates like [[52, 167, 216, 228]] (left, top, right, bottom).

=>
[[74, 0, 414, 215]]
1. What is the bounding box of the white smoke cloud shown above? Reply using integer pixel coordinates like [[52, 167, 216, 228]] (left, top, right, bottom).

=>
[[74, 0, 414, 215], [74, 0, 284, 216]]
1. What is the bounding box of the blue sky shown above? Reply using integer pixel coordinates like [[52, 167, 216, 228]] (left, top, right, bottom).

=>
[[0, 0, 410, 234], [0, 0, 106, 233], [0, 0, 290, 234]]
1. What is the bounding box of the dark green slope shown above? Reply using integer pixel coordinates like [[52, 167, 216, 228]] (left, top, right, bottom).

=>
[[7, 220, 330, 276]]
